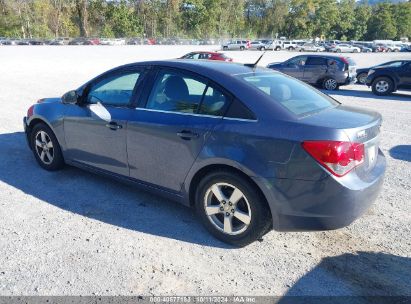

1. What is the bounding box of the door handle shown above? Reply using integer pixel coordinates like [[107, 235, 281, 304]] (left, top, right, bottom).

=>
[[105, 121, 122, 130], [177, 130, 199, 140]]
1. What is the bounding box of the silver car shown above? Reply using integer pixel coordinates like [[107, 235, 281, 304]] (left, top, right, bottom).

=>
[[249, 41, 267, 51], [297, 43, 325, 52], [330, 44, 361, 53], [222, 40, 248, 51]]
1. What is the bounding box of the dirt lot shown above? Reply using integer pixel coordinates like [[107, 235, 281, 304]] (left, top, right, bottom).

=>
[[0, 46, 410, 296]]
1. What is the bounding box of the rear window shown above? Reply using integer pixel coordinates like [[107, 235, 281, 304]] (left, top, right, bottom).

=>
[[237, 73, 339, 116]]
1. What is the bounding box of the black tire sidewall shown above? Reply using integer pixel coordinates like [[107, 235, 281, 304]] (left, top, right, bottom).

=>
[[30, 123, 64, 171], [195, 170, 271, 247], [357, 73, 367, 84]]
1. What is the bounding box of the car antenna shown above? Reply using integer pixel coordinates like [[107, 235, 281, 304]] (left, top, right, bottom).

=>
[[244, 41, 272, 71]]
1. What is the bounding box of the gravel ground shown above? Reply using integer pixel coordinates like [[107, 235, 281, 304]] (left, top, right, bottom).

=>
[[0, 46, 410, 297]]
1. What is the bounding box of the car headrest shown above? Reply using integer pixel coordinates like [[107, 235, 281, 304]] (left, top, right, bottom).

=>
[[270, 83, 292, 101], [164, 76, 189, 101]]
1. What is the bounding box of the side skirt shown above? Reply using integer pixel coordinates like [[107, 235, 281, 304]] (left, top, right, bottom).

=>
[[66, 160, 187, 206]]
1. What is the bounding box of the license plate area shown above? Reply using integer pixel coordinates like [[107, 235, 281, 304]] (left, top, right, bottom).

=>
[[363, 136, 379, 171]]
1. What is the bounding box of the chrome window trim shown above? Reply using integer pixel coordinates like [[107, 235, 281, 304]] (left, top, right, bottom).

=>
[[135, 107, 258, 122]]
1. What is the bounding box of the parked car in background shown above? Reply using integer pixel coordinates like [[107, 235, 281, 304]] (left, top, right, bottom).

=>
[[372, 44, 387, 52], [49, 37, 70, 45], [0, 38, 16, 45], [366, 60, 411, 95], [29, 39, 45, 45], [222, 40, 249, 51], [127, 38, 142, 45], [282, 40, 298, 51], [23, 60, 385, 246], [353, 44, 372, 53], [180, 51, 233, 62], [17, 39, 30, 45], [267, 55, 357, 90], [384, 44, 401, 52], [356, 60, 407, 84], [330, 44, 360, 53], [249, 40, 268, 51], [296, 43, 325, 52], [68, 38, 93, 45]]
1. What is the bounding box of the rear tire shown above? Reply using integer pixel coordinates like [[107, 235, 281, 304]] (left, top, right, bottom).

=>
[[30, 123, 64, 171], [288, 46, 294, 51], [322, 78, 339, 90], [240, 46, 245, 51], [195, 170, 271, 247], [371, 77, 394, 96], [260, 46, 265, 51], [223, 46, 228, 50]]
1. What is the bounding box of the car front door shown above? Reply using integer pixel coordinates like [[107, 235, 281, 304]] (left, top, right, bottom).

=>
[[63, 68, 144, 176], [281, 56, 307, 79], [126, 68, 230, 192], [398, 62, 411, 89]]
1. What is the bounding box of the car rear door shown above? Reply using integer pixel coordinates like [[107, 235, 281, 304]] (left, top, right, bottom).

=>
[[126, 68, 229, 192], [303, 56, 328, 84], [63, 67, 145, 176]]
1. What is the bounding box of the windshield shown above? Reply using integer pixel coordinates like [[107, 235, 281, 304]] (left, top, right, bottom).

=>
[[237, 73, 339, 116]]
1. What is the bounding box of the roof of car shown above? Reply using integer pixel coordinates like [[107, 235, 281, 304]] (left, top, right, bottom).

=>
[[127, 60, 269, 76], [189, 51, 222, 55]]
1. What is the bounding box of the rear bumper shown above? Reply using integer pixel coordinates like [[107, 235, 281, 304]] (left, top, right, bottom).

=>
[[253, 151, 386, 231]]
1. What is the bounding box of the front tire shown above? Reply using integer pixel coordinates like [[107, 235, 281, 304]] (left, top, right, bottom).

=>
[[30, 123, 64, 171], [357, 72, 368, 85], [195, 171, 271, 247], [372, 77, 394, 96]]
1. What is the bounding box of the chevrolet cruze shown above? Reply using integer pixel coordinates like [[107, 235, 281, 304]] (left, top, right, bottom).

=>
[[24, 60, 386, 246]]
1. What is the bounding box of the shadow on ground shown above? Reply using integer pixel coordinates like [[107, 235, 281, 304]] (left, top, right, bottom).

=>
[[322, 88, 411, 101], [278, 251, 411, 303], [389, 145, 411, 162], [0, 132, 231, 248]]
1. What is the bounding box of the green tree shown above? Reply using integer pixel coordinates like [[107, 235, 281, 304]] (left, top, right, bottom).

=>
[[393, 2, 411, 39], [366, 3, 397, 40], [347, 4, 371, 41]]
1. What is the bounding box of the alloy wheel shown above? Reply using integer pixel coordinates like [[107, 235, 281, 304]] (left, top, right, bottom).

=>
[[324, 78, 338, 90], [34, 130, 54, 165], [375, 80, 389, 93], [204, 182, 251, 235]]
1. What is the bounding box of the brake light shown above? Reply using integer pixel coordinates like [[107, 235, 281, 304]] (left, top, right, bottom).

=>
[[302, 141, 364, 177], [27, 105, 34, 117]]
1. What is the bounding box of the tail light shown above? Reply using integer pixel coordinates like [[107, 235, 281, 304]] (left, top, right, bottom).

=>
[[27, 105, 34, 117], [302, 141, 364, 177]]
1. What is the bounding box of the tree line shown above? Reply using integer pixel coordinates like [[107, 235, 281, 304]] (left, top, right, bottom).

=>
[[0, 0, 410, 41]]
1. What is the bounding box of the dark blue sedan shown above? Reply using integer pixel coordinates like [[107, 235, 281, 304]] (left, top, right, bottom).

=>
[[23, 60, 386, 246]]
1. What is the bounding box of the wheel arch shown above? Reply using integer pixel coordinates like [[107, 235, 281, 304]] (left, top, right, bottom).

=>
[[372, 74, 397, 91], [26, 116, 63, 150], [186, 163, 273, 226]]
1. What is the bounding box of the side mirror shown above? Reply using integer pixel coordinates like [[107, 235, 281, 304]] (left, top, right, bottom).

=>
[[62, 90, 79, 104]]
